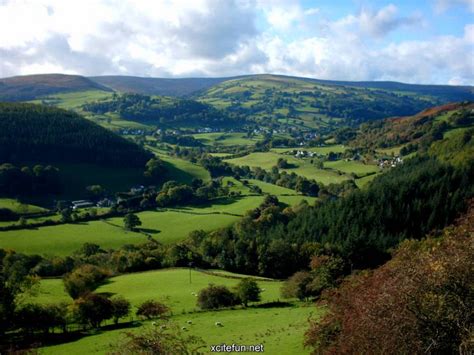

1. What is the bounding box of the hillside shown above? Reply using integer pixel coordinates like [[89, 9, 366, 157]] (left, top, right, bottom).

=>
[[89, 75, 233, 97], [82, 92, 243, 128], [0, 74, 110, 101], [195, 74, 455, 131], [0, 102, 152, 167], [350, 101, 474, 150]]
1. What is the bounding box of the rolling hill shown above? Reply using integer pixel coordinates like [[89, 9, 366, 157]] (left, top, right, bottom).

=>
[[350, 101, 474, 150], [195, 74, 464, 130], [0, 102, 152, 167], [0, 74, 110, 101], [89, 75, 234, 97]]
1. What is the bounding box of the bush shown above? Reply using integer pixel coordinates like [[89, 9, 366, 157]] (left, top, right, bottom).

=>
[[234, 278, 261, 307], [63, 264, 110, 299], [136, 300, 170, 320], [197, 284, 236, 310], [72, 293, 113, 328], [111, 296, 131, 325]]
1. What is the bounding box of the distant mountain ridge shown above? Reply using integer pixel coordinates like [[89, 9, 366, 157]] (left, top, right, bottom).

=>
[[0, 74, 111, 101], [0, 73, 472, 102]]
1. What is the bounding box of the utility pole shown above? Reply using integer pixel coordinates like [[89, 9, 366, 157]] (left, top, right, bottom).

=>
[[189, 262, 193, 284]]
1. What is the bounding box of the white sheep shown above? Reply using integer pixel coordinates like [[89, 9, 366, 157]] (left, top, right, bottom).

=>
[[152, 321, 157, 326], [160, 325, 166, 329], [181, 326, 187, 330], [215, 321, 222, 327], [187, 320, 192, 324]]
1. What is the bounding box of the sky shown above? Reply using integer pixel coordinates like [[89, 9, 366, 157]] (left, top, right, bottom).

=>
[[0, 0, 473, 85]]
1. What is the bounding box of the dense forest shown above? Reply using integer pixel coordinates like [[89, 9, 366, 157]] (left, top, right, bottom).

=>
[[83, 93, 243, 127], [0, 103, 152, 167], [184, 154, 473, 278]]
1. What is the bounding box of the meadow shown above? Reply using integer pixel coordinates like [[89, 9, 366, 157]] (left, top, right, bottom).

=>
[[0, 196, 261, 256], [224, 152, 350, 185], [40, 306, 317, 355], [191, 132, 263, 147], [26, 268, 319, 355], [0, 198, 46, 214]]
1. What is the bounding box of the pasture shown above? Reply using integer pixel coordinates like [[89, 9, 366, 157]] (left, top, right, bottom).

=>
[[324, 160, 379, 177], [40, 306, 317, 355], [29, 268, 283, 312], [225, 152, 349, 185], [0, 198, 46, 214], [28, 268, 318, 355], [191, 132, 263, 147], [0, 196, 265, 256]]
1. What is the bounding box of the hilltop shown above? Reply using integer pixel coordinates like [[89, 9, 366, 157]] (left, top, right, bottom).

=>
[[0, 74, 110, 101], [89, 75, 233, 97]]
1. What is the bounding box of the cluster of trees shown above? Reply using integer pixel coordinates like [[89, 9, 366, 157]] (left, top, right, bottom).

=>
[[83, 93, 242, 127], [197, 279, 261, 310], [0, 103, 152, 167], [305, 201, 474, 354], [0, 163, 61, 198]]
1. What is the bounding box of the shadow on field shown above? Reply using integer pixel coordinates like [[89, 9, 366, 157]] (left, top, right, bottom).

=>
[[139, 227, 161, 234], [251, 301, 294, 309], [4, 321, 143, 352]]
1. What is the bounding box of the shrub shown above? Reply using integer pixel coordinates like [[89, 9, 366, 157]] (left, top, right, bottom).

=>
[[197, 284, 236, 310], [63, 264, 110, 299], [136, 300, 170, 320], [72, 293, 113, 328], [234, 278, 261, 307]]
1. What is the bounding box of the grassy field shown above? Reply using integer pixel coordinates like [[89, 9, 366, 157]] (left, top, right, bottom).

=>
[[225, 152, 349, 185], [40, 306, 317, 355], [0, 221, 149, 256], [29, 90, 113, 110], [29, 268, 284, 312], [271, 145, 346, 155], [191, 133, 263, 147], [324, 160, 379, 177], [0, 196, 266, 256], [147, 146, 211, 183], [0, 198, 47, 214], [28, 268, 319, 355]]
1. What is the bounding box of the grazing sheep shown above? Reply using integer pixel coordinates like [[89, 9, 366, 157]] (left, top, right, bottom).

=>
[[160, 325, 167, 329], [215, 321, 222, 327], [261, 288, 266, 291], [181, 326, 187, 330], [187, 320, 192, 324], [152, 321, 157, 326]]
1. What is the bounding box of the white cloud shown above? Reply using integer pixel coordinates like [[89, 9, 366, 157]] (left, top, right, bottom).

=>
[[0, 0, 472, 84], [332, 4, 423, 38]]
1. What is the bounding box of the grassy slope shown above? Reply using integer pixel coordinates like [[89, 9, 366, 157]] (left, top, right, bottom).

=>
[[40, 306, 317, 355], [225, 152, 349, 185], [197, 75, 440, 131], [0, 198, 47, 214], [0, 197, 262, 256], [192, 133, 263, 147], [29, 268, 319, 355], [30, 269, 283, 312]]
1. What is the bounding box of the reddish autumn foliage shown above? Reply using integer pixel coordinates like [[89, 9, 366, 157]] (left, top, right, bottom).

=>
[[305, 202, 474, 355]]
